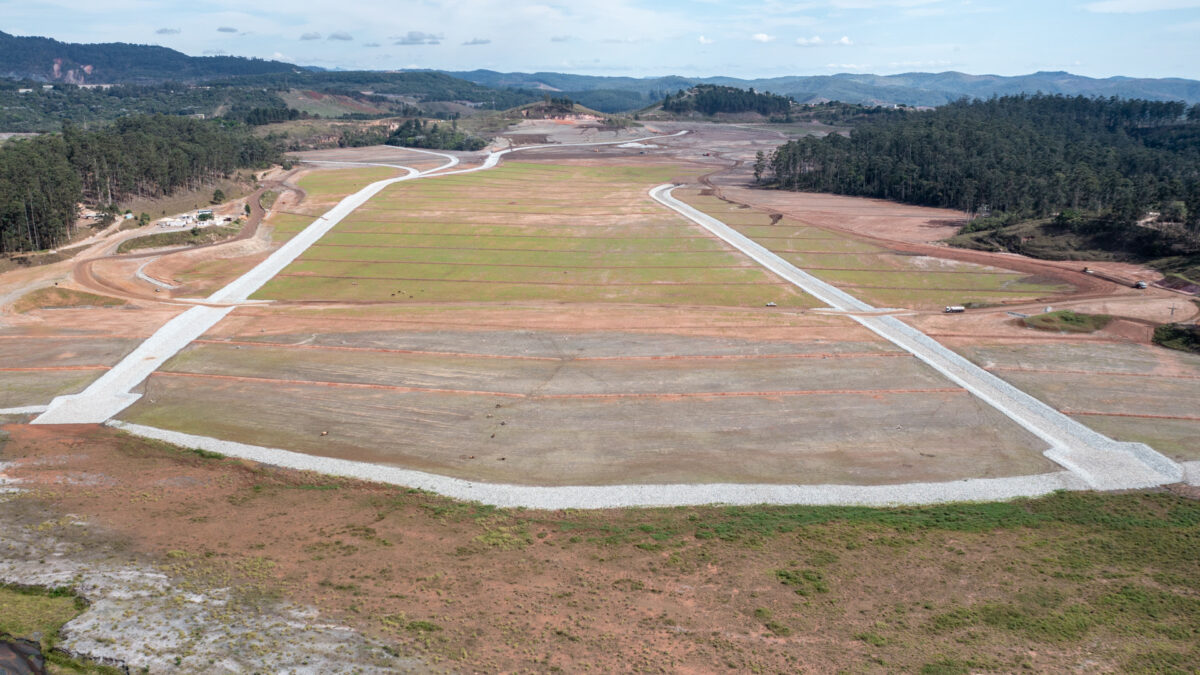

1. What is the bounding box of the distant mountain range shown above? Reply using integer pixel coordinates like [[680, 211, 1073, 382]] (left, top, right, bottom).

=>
[[0, 30, 296, 84], [447, 70, 1200, 108], [2, 29, 1198, 110]]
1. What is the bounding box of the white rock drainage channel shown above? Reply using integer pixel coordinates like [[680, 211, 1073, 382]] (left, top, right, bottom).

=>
[[649, 183, 1183, 492], [30, 132, 687, 425], [27, 136, 1190, 507]]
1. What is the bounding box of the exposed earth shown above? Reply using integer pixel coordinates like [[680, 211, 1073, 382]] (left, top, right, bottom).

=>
[[2, 120, 1198, 672]]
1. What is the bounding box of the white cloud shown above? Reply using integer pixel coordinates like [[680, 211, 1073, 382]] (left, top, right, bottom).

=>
[[751, 33, 775, 42], [1084, 0, 1200, 11], [462, 37, 491, 46], [362, 42, 381, 47], [327, 31, 353, 41], [698, 35, 714, 44], [550, 35, 574, 42], [216, 26, 237, 33], [299, 32, 321, 40], [202, 49, 228, 55], [155, 27, 180, 34], [796, 35, 852, 46], [826, 62, 871, 70], [393, 31, 442, 45]]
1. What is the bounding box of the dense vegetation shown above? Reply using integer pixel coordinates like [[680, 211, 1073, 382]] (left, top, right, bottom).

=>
[[662, 85, 793, 117], [760, 95, 1200, 276], [0, 80, 285, 132], [763, 95, 1200, 219], [0, 115, 275, 252], [385, 118, 486, 151], [1153, 322, 1200, 354], [0, 134, 80, 251], [1022, 310, 1113, 333], [0, 30, 293, 84]]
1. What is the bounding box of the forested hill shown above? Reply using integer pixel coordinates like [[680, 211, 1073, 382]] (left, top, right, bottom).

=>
[[660, 85, 792, 117], [762, 95, 1200, 222], [0, 30, 296, 84], [760, 95, 1200, 274], [0, 115, 276, 253]]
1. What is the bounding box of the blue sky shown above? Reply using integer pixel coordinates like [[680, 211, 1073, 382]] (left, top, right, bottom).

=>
[[6, 0, 1200, 79]]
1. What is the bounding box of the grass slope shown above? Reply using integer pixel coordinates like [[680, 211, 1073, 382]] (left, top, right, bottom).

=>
[[11, 287, 126, 313], [116, 225, 240, 254], [1023, 310, 1113, 333]]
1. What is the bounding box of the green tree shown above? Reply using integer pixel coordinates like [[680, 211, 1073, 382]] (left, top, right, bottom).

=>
[[212, 188, 225, 204]]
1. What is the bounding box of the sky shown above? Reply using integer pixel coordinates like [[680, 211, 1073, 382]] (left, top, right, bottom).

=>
[[5, 0, 1200, 79]]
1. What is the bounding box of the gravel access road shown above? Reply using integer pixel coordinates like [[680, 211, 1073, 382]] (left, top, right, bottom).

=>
[[650, 184, 1182, 491]]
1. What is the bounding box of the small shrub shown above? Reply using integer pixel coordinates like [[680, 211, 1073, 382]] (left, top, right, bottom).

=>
[[774, 568, 829, 595]]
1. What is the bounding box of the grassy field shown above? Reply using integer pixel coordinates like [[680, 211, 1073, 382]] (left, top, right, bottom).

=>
[[296, 166, 401, 206], [261, 167, 404, 243], [680, 191, 1072, 309], [0, 370, 101, 407], [255, 162, 816, 307]]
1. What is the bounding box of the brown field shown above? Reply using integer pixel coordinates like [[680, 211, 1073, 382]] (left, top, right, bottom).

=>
[[2, 125, 1200, 673], [2, 425, 1197, 674], [954, 341, 1200, 461]]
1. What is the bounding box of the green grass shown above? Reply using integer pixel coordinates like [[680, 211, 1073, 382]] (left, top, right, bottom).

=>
[[0, 583, 83, 641], [1023, 310, 1113, 333], [297, 167, 400, 199], [256, 161, 816, 307], [116, 225, 239, 253], [0, 584, 120, 674], [1153, 323, 1200, 354]]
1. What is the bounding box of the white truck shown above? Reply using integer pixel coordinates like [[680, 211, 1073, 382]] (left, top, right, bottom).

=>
[[943, 305, 966, 313]]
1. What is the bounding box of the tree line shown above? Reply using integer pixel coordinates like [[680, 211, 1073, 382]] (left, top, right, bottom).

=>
[[758, 94, 1200, 232], [1, 114, 276, 253]]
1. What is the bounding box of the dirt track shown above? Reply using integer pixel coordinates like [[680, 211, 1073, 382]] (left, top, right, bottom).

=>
[[70, 178, 295, 304]]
